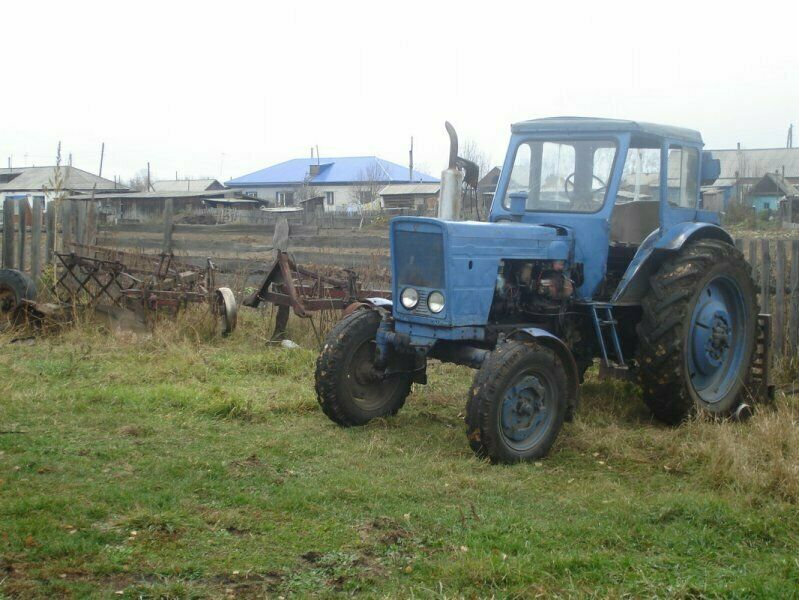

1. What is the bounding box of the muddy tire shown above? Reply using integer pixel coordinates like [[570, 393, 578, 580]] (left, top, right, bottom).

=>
[[315, 309, 412, 426], [636, 239, 758, 424], [465, 340, 568, 463], [0, 269, 36, 315]]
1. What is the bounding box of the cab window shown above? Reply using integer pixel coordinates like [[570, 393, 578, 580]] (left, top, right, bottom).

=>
[[667, 146, 699, 208]]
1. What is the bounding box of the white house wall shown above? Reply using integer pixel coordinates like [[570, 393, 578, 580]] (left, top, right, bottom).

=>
[[240, 185, 367, 211]]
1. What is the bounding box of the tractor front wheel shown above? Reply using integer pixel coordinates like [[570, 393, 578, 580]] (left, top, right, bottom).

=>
[[636, 239, 758, 423], [315, 309, 412, 426], [466, 340, 568, 463]]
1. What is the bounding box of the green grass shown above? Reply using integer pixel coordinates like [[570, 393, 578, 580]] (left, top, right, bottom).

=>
[[2, 312, 799, 598]]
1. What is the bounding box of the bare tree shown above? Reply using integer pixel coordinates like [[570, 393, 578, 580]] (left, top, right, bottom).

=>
[[352, 163, 385, 205], [295, 175, 319, 203], [127, 168, 153, 192], [460, 139, 491, 181]]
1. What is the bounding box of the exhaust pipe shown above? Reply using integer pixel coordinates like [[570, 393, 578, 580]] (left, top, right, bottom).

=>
[[438, 121, 464, 221]]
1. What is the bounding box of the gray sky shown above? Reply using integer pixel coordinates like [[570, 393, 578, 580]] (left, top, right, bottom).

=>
[[2, 0, 798, 184]]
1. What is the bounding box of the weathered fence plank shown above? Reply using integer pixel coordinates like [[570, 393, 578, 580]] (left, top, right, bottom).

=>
[[2, 199, 14, 269], [760, 239, 771, 315], [45, 203, 55, 265], [31, 198, 43, 280], [774, 241, 786, 357], [17, 200, 27, 271], [748, 239, 758, 282], [60, 200, 74, 251], [790, 240, 799, 354]]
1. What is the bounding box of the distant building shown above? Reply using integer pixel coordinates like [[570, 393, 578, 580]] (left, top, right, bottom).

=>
[[151, 178, 225, 193], [379, 183, 439, 210], [225, 156, 438, 211], [702, 147, 799, 210], [748, 172, 798, 215], [0, 166, 128, 204]]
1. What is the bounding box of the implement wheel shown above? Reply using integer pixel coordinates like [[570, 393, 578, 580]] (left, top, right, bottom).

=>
[[315, 309, 412, 426], [466, 340, 568, 463], [0, 269, 36, 316], [636, 239, 758, 424]]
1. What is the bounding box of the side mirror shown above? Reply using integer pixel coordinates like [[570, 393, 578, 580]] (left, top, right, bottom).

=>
[[701, 152, 721, 186], [508, 192, 527, 219]]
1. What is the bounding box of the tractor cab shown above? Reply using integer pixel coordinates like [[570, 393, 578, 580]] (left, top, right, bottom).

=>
[[489, 117, 722, 302]]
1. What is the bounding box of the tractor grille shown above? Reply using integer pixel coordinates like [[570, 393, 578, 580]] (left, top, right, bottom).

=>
[[394, 229, 444, 290], [413, 289, 432, 316]]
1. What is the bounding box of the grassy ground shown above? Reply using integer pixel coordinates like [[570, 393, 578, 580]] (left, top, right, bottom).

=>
[[2, 310, 799, 598]]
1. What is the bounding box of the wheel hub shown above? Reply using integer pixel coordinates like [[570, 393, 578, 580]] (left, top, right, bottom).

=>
[[501, 376, 547, 442], [687, 275, 748, 404]]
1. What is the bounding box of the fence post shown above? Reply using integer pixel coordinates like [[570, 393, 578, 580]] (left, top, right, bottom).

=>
[[774, 241, 786, 358], [748, 239, 757, 281], [790, 240, 799, 355], [17, 199, 28, 271], [45, 203, 55, 265], [760, 239, 771, 316], [31, 197, 43, 280], [162, 197, 174, 254], [2, 199, 13, 269]]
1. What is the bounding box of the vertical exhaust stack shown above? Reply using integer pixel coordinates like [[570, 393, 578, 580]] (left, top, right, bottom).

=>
[[438, 121, 464, 221]]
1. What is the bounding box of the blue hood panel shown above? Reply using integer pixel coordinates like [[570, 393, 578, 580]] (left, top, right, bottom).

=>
[[391, 217, 573, 327]]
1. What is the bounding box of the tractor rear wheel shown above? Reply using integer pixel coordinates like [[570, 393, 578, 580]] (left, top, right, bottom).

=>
[[466, 340, 568, 463], [636, 239, 757, 424], [315, 309, 412, 426]]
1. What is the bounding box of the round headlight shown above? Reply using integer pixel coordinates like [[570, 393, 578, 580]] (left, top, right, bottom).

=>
[[400, 287, 419, 309], [428, 291, 445, 313]]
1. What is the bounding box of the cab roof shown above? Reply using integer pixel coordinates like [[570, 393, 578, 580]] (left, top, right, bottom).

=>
[[511, 116, 703, 145]]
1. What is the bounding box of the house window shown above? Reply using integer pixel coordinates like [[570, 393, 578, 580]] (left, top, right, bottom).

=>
[[325, 191, 335, 206], [244, 190, 258, 199]]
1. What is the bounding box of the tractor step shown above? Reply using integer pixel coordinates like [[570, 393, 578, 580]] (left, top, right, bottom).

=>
[[589, 303, 626, 368], [750, 313, 775, 402]]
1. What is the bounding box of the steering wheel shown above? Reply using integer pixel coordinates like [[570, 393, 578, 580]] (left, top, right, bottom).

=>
[[563, 172, 607, 209]]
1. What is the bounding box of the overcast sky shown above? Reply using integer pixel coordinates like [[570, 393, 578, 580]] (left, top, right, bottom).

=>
[[2, 0, 798, 184]]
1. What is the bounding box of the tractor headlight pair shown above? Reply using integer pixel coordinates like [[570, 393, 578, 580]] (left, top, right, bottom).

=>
[[400, 288, 445, 314]]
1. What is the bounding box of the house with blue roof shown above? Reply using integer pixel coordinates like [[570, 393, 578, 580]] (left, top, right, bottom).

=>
[[225, 156, 438, 211]]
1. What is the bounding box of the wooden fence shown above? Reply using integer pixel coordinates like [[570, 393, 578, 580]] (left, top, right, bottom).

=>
[[735, 238, 799, 359], [0, 198, 97, 276]]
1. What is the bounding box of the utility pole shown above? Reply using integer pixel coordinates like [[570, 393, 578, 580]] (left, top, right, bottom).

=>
[[789, 124, 794, 149], [68, 153, 72, 167], [98, 142, 105, 177], [147, 162, 151, 192], [409, 136, 414, 181]]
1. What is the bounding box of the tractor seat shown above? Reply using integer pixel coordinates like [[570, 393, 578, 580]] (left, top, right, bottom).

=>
[[609, 200, 659, 246]]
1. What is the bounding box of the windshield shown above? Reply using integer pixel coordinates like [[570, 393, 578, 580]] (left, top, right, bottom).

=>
[[501, 139, 617, 213]]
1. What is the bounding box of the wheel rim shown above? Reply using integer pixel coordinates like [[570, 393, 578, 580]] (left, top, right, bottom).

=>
[[687, 275, 749, 404], [344, 338, 403, 411], [499, 371, 556, 452]]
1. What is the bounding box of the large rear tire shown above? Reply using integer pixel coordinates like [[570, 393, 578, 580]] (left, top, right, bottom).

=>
[[315, 309, 412, 426], [466, 340, 568, 463], [636, 239, 758, 424]]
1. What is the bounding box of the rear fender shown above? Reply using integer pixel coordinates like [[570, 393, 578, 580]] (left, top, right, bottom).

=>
[[507, 328, 579, 419], [612, 223, 734, 305]]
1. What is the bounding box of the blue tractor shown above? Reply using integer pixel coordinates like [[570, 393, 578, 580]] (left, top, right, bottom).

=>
[[315, 117, 766, 463]]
